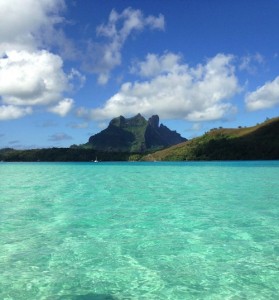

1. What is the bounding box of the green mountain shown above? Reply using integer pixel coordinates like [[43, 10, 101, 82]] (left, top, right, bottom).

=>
[[142, 117, 279, 161], [86, 114, 187, 152]]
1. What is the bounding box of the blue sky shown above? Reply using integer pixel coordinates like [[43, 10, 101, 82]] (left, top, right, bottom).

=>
[[1, 0, 279, 149]]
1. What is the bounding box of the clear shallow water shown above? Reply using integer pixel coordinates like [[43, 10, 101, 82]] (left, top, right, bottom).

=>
[[0, 161, 279, 300]]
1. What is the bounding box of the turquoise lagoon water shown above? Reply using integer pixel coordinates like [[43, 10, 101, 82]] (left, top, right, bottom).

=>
[[0, 161, 279, 300]]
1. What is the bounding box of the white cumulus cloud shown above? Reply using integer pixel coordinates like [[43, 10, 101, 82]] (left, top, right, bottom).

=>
[[0, 0, 65, 54], [0, 50, 69, 106], [83, 7, 165, 84], [0, 0, 83, 121], [48, 98, 74, 116], [245, 76, 279, 110], [81, 53, 240, 122], [130, 52, 185, 77], [0, 105, 32, 120]]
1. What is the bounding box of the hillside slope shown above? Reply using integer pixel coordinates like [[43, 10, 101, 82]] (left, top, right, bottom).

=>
[[142, 117, 279, 161]]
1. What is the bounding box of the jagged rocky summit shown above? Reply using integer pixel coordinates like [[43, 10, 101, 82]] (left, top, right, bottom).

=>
[[87, 114, 187, 152]]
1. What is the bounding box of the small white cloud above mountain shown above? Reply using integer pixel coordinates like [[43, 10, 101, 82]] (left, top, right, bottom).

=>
[[48, 98, 74, 117], [130, 52, 185, 77], [245, 76, 279, 110]]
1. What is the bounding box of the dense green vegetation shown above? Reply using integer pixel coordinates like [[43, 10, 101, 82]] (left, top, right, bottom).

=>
[[1, 116, 278, 162], [0, 148, 131, 162], [142, 117, 279, 161]]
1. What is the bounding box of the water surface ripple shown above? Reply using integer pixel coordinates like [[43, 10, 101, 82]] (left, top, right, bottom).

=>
[[1, 161, 279, 299]]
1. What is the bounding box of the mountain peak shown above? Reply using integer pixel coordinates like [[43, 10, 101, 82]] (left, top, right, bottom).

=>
[[109, 114, 147, 128], [88, 114, 186, 153], [148, 115, 159, 128]]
